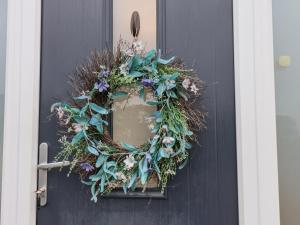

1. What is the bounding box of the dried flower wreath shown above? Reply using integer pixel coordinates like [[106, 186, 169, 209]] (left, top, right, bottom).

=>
[[51, 40, 206, 202]]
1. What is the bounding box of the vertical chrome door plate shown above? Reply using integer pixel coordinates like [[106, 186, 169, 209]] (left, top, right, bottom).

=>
[[38, 143, 48, 206]]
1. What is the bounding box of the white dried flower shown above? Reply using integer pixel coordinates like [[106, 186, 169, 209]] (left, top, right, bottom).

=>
[[190, 83, 199, 94], [162, 125, 168, 132], [56, 107, 64, 120], [133, 41, 145, 54], [58, 135, 67, 143], [182, 78, 191, 90], [163, 147, 174, 154], [145, 116, 154, 123], [153, 135, 160, 140], [162, 136, 175, 145], [148, 124, 155, 130], [119, 63, 129, 76], [124, 155, 137, 170], [167, 169, 176, 175], [72, 123, 88, 133], [125, 48, 134, 57], [116, 172, 127, 182]]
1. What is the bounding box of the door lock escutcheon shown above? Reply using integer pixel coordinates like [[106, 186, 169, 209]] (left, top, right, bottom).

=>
[[36, 143, 70, 206]]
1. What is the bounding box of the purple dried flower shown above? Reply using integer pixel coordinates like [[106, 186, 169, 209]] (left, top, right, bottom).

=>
[[94, 81, 109, 92], [80, 163, 94, 172], [98, 70, 110, 78], [141, 78, 153, 87]]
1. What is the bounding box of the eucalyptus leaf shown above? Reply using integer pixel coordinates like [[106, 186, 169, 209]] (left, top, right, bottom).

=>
[[156, 83, 166, 96], [179, 158, 189, 170], [74, 115, 89, 124], [96, 124, 104, 134], [128, 172, 138, 188], [129, 71, 144, 78], [121, 143, 138, 152], [74, 95, 90, 100], [178, 90, 188, 101], [71, 131, 84, 144], [89, 103, 108, 115], [100, 175, 106, 192], [159, 148, 170, 158], [111, 91, 128, 99], [87, 146, 99, 156], [80, 103, 89, 116], [146, 101, 163, 106], [96, 155, 108, 168], [139, 88, 145, 100], [91, 183, 98, 202], [186, 130, 193, 136]]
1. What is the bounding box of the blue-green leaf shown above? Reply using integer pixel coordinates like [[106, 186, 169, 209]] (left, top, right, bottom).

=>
[[89, 168, 104, 181], [80, 103, 89, 116], [74, 95, 90, 100], [186, 130, 193, 136], [74, 115, 89, 124], [130, 71, 144, 78], [153, 160, 161, 180], [158, 56, 175, 65], [146, 101, 163, 106], [100, 175, 106, 192], [179, 158, 188, 170], [96, 124, 104, 134], [156, 83, 166, 96], [91, 183, 98, 202], [87, 146, 99, 156], [121, 143, 138, 152], [71, 131, 84, 144], [103, 163, 117, 179], [185, 142, 192, 149], [139, 88, 145, 100], [145, 49, 156, 62], [128, 172, 138, 188], [159, 148, 170, 158], [81, 180, 93, 186], [89, 103, 108, 115], [178, 90, 188, 101], [96, 155, 108, 168], [111, 91, 128, 99]]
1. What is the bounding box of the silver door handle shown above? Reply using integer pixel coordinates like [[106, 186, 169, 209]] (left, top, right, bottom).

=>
[[37, 161, 70, 170], [36, 143, 71, 207]]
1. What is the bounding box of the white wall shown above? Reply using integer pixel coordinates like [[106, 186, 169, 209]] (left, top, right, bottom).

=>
[[0, 0, 7, 213], [273, 1, 300, 224]]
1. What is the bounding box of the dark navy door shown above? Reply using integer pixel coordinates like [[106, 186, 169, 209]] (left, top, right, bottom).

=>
[[38, 0, 238, 224]]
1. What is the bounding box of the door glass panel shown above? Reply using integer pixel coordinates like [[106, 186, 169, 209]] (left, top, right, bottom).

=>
[[273, 1, 300, 224], [113, 0, 156, 146], [0, 0, 7, 217]]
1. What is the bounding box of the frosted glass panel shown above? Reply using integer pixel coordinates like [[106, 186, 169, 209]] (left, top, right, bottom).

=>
[[113, 0, 156, 146], [273, 1, 300, 224], [113, 88, 156, 146], [113, 0, 156, 50]]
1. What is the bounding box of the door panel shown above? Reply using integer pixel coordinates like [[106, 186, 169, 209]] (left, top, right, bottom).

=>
[[38, 0, 238, 224]]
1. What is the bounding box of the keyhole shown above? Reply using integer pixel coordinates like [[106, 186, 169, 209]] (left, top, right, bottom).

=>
[[130, 11, 140, 38]]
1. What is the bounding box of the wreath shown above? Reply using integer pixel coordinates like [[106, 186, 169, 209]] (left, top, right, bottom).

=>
[[51, 40, 206, 202]]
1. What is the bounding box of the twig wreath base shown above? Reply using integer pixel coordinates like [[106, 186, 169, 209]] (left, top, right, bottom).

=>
[[52, 40, 206, 202]]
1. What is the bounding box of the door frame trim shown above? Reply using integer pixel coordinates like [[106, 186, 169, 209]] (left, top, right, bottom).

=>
[[1, 0, 281, 225], [1, 0, 41, 224], [233, 0, 280, 224]]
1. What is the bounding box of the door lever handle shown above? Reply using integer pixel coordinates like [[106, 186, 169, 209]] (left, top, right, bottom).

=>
[[37, 161, 70, 170], [36, 143, 71, 207]]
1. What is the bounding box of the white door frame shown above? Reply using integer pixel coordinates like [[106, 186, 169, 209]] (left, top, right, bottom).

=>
[[1, 0, 280, 225]]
